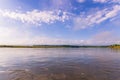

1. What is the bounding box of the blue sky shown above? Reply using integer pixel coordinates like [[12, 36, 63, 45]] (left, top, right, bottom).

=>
[[0, 0, 120, 45]]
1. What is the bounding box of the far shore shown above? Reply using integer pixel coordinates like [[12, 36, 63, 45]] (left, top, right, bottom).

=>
[[0, 45, 110, 48], [0, 44, 119, 49], [109, 44, 120, 49]]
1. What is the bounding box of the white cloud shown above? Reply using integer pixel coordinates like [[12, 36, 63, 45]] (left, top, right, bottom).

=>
[[0, 26, 30, 45], [93, 0, 108, 3], [0, 9, 70, 25], [50, 0, 72, 10], [77, 0, 85, 3], [74, 5, 120, 29], [111, 0, 120, 3], [0, 26, 119, 45], [0, 33, 85, 45], [87, 31, 120, 45], [0, 25, 85, 45], [93, 0, 120, 4], [0, 26, 84, 45], [0, 27, 15, 38]]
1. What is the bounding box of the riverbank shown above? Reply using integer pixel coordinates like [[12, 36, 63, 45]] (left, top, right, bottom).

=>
[[0, 44, 120, 49], [0, 45, 109, 48], [109, 44, 120, 49]]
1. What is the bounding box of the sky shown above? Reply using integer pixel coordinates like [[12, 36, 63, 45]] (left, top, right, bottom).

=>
[[0, 0, 120, 45]]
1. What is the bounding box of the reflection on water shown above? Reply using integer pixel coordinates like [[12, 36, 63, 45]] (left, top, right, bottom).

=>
[[0, 48, 120, 80]]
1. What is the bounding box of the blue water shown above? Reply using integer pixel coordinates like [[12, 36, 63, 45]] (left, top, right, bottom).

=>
[[0, 48, 120, 80]]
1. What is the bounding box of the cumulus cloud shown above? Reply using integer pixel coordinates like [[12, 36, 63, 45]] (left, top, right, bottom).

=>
[[77, 0, 85, 3], [31, 31, 120, 45], [0, 26, 84, 45], [0, 25, 85, 45], [111, 0, 120, 3], [93, 0, 108, 3], [0, 26, 119, 45], [74, 5, 120, 29], [50, 0, 72, 10], [87, 31, 120, 45], [0, 27, 15, 38], [93, 0, 120, 3], [0, 26, 31, 45], [0, 9, 70, 25], [0, 34, 85, 45]]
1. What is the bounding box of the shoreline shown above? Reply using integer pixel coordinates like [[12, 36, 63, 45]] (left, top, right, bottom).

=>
[[0, 44, 119, 49], [0, 45, 109, 48]]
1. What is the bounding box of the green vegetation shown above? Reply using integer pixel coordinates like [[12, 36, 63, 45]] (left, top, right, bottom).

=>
[[109, 44, 120, 49], [1, 44, 119, 48], [1, 44, 120, 49], [0, 45, 109, 48]]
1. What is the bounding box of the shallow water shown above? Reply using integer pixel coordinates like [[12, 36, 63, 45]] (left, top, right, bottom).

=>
[[0, 48, 120, 80]]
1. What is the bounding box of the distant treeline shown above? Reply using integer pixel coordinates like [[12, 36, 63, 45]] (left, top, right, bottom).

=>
[[109, 44, 120, 49], [0, 45, 109, 48]]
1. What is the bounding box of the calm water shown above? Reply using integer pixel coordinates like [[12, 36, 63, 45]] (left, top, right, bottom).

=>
[[0, 48, 120, 80]]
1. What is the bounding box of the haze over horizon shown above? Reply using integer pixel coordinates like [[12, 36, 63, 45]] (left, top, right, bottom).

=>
[[0, 0, 120, 45]]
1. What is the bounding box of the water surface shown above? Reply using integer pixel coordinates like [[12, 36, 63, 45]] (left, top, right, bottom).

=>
[[0, 48, 120, 80]]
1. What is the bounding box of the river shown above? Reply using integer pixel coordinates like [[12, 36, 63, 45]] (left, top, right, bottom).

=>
[[0, 48, 120, 80]]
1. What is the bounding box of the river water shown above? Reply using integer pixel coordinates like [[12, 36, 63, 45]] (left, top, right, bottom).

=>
[[0, 48, 120, 80]]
